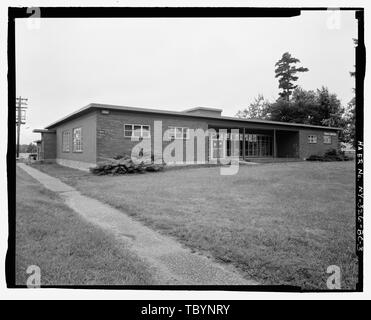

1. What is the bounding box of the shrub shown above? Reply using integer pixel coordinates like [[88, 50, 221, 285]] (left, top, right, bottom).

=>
[[306, 155, 324, 161], [324, 149, 338, 157], [90, 156, 165, 175], [306, 149, 351, 162]]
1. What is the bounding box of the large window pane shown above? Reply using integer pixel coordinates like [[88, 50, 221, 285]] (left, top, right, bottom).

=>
[[133, 125, 141, 137], [142, 125, 150, 138], [73, 128, 82, 152]]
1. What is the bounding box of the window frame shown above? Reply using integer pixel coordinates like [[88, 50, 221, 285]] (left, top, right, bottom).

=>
[[124, 124, 133, 138], [124, 124, 151, 139], [323, 135, 332, 144], [142, 125, 151, 138], [168, 126, 190, 140], [308, 135, 318, 144], [62, 130, 70, 152], [72, 127, 83, 153]]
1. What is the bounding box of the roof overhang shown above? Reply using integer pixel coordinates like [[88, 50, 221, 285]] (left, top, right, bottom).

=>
[[33, 129, 56, 133], [44, 103, 342, 131]]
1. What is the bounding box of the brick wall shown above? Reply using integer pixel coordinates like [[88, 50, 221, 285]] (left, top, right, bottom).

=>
[[299, 129, 339, 159], [41, 132, 56, 160], [96, 109, 340, 162], [96, 110, 209, 163], [54, 111, 97, 164]]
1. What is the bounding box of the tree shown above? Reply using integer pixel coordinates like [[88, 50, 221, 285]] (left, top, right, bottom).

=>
[[275, 52, 309, 101], [341, 39, 357, 147], [235, 94, 270, 120], [316, 87, 345, 128], [18, 144, 28, 153], [342, 37, 356, 147], [266, 98, 296, 123], [342, 97, 355, 146], [267, 88, 316, 124], [267, 87, 345, 128], [26, 143, 37, 153]]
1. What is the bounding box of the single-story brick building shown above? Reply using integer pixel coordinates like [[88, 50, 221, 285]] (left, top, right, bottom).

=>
[[33, 103, 341, 171]]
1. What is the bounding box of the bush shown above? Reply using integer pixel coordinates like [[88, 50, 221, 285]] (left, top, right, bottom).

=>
[[306, 155, 324, 161], [90, 155, 165, 176], [306, 149, 351, 162], [324, 149, 338, 157]]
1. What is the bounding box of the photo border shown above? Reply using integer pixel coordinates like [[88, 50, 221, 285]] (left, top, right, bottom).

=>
[[6, 6, 364, 292]]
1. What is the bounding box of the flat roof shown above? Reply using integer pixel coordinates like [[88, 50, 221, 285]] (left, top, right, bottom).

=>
[[44, 103, 341, 131]]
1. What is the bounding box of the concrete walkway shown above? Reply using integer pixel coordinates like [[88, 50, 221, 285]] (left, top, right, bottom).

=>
[[17, 163, 257, 285]]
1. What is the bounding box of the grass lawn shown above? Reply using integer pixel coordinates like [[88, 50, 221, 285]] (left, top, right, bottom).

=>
[[16, 166, 155, 286], [32, 161, 358, 289]]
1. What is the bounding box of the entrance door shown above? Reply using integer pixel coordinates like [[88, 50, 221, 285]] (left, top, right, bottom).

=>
[[210, 137, 226, 160]]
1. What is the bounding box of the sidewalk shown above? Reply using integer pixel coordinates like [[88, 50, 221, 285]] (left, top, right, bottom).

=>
[[17, 163, 257, 285]]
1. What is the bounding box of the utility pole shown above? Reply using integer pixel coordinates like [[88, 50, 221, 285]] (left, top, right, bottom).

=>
[[16, 96, 28, 158]]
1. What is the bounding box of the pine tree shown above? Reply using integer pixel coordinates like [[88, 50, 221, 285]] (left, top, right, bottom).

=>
[[274, 52, 309, 101]]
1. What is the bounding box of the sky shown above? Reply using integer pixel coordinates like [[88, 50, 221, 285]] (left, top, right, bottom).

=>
[[15, 10, 357, 144]]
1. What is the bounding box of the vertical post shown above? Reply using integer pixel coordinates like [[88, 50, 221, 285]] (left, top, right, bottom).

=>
[[16, 96, 21, 158], [242, 128, 246, 161], [273, 129, 277, 158], [16, 96, 27, 158]]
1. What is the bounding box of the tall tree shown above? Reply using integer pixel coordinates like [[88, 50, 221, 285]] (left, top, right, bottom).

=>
[[274, 52, 309, 101], [342, 39, 357, 147], [342, 98, 355, 147], [235, 94, 270, 120]]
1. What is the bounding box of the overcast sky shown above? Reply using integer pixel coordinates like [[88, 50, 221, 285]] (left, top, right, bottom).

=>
[[16, 10, 357, 144]]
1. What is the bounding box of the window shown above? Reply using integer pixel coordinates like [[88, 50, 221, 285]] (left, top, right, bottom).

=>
[[133, 125, 142, 138], [167, 127, 176, 139], [62, 130, 70, 152], [308, 135, 317, 144], [142, 125, 150, 138], [124, 124, 133, 137], [124, 124, 151, 138], [183, 128, 189, 139], [323, 135, 332, 144], [247, 134, 257, 142], [73, 128, 83, 152], [168, 126, 189, 140]]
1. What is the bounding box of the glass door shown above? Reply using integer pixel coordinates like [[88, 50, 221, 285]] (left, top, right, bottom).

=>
[[245, 134, 273, 157]]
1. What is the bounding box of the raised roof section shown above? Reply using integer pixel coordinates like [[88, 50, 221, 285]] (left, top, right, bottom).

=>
[[182, 107, 223, 117]]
